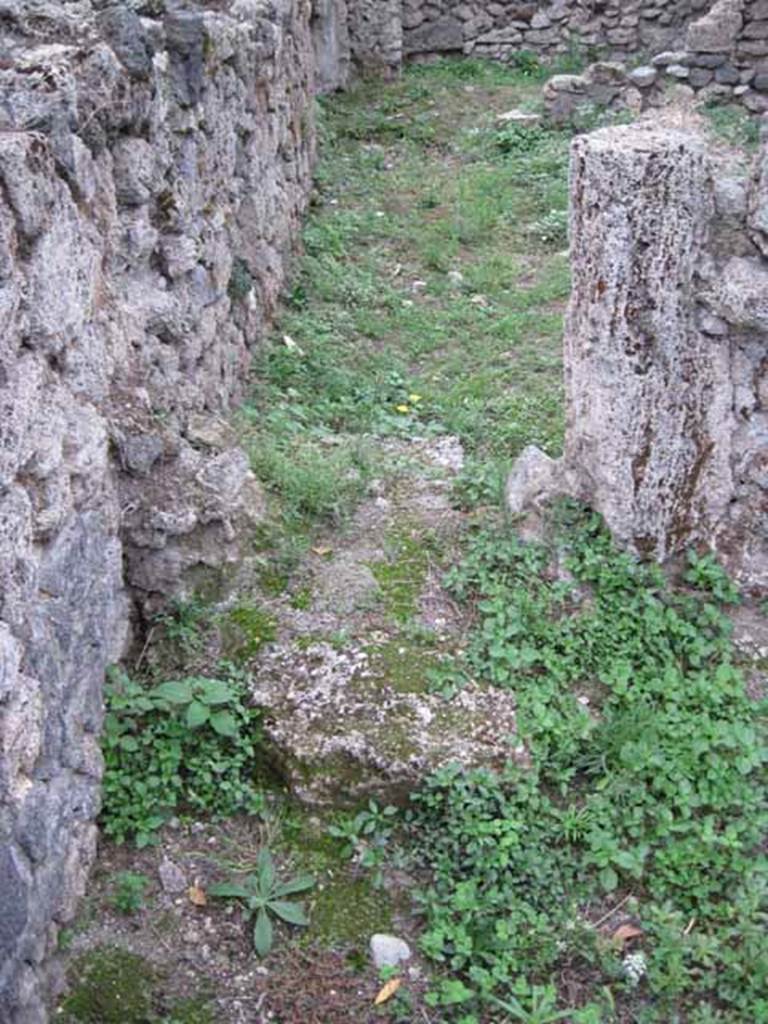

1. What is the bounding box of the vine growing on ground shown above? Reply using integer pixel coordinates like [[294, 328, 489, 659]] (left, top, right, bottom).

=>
[[387, 505, 767, 1021]]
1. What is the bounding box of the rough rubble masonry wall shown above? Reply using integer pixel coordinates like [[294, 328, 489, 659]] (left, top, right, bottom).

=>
[[401, 1, 707, 65], [543, 0, 768, 123], [0, 2, 315, 1020], [508, 122, 768, 592]]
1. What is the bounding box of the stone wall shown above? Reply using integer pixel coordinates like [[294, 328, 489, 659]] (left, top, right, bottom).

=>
[[543, 0, 768, 125], [316, 2, 715, 88], [508, 119, 768, 592], [0, 2, 315, 1020], [404, 0, 707, 64]]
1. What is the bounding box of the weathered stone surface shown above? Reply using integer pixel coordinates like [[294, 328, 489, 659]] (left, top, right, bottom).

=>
[[561, 125, 732, 561], [370, 934, 412, 969], [251, 642, 522, 805], [403, 15, 464, 54], [312, 0, 351, 92], [686, 0, 743, 52], [629, 65, 658, 87], [0, 1, 316, 1019], [347, 0, 402, 76], [749, 139, 768, 253], [158, 858, 187, 894], [506, 445, 559, 518], [508, 114, 766, 588], [713, 256, 768, 330], [374, 1, 711, 78]]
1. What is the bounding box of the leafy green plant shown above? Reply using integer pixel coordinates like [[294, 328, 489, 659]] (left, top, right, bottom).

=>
[[327, 800, 398, 884], [494, 122, 547, 155], [684, 549, 740, 604], [208, 849, 314, 956], [111, 872, 150, 915], [452, 458, 507, 510], [158, 597, 208, 655], [509, 49, 543, 78], [488, 984, 570, 1023], [388, 508, 767, 1020], [101, 665, 264, 847], [151, 677, 240, 736]]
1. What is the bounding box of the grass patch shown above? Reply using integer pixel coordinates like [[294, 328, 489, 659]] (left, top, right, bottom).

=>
[[239, 57, 573, 564], [702, 102, 760, 153]]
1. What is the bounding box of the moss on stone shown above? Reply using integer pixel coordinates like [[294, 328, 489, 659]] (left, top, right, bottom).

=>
[[218, 601, 277, 662], [309, 873, 393, 947], [164, 997, 216, 1024], [365, 638, 440, 694], [371, 526, 440, 624], [59, 947, 155, 1023], [60, 946, 216, 1024], [281, 809, 395, 947]]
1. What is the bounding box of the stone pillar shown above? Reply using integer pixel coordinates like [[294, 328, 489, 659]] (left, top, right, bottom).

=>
[[347, 0, 403, 78], [562, 125, 733, 559], [312, 0, 351, 93]]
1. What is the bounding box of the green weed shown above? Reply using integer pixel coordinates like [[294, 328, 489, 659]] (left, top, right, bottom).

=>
[[395, 507, 767, 1020], [237, 57, 571, 584], [703, 102, 760, 153], [100, 664, 264, 847], [208, 848, 314, 956], [110, 872, 150, 915]]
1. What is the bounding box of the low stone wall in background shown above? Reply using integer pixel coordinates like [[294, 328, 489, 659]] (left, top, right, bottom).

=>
[[403, 0, 705, 64], [542, 0, 768, 124]]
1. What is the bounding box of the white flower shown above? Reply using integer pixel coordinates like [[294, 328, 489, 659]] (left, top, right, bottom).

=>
[[622, 951, 647, 987]]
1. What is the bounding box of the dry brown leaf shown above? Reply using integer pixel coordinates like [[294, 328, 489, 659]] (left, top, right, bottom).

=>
[[188, 884, 207, 907], [612, 923, 643, 945], [373, 977, 402, 1006], [312, 546, 333, 557]]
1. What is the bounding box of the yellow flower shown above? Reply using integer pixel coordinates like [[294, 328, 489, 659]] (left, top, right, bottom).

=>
[[408, 393, 423, 403], [395, 404, 410, 413]]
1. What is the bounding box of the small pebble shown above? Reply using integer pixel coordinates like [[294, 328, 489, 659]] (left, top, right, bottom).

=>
[[158, 857, 186, 894], [370, 933, 412, 969]]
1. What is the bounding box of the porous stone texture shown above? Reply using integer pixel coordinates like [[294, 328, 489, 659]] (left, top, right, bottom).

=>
[[0, 1, 316, 1019], [347, 0, 403, 78], [312, 0, 351, 91], [508, 119, 768, 591], [563, 126, 731, 560], [251, 642, 522, 806]]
